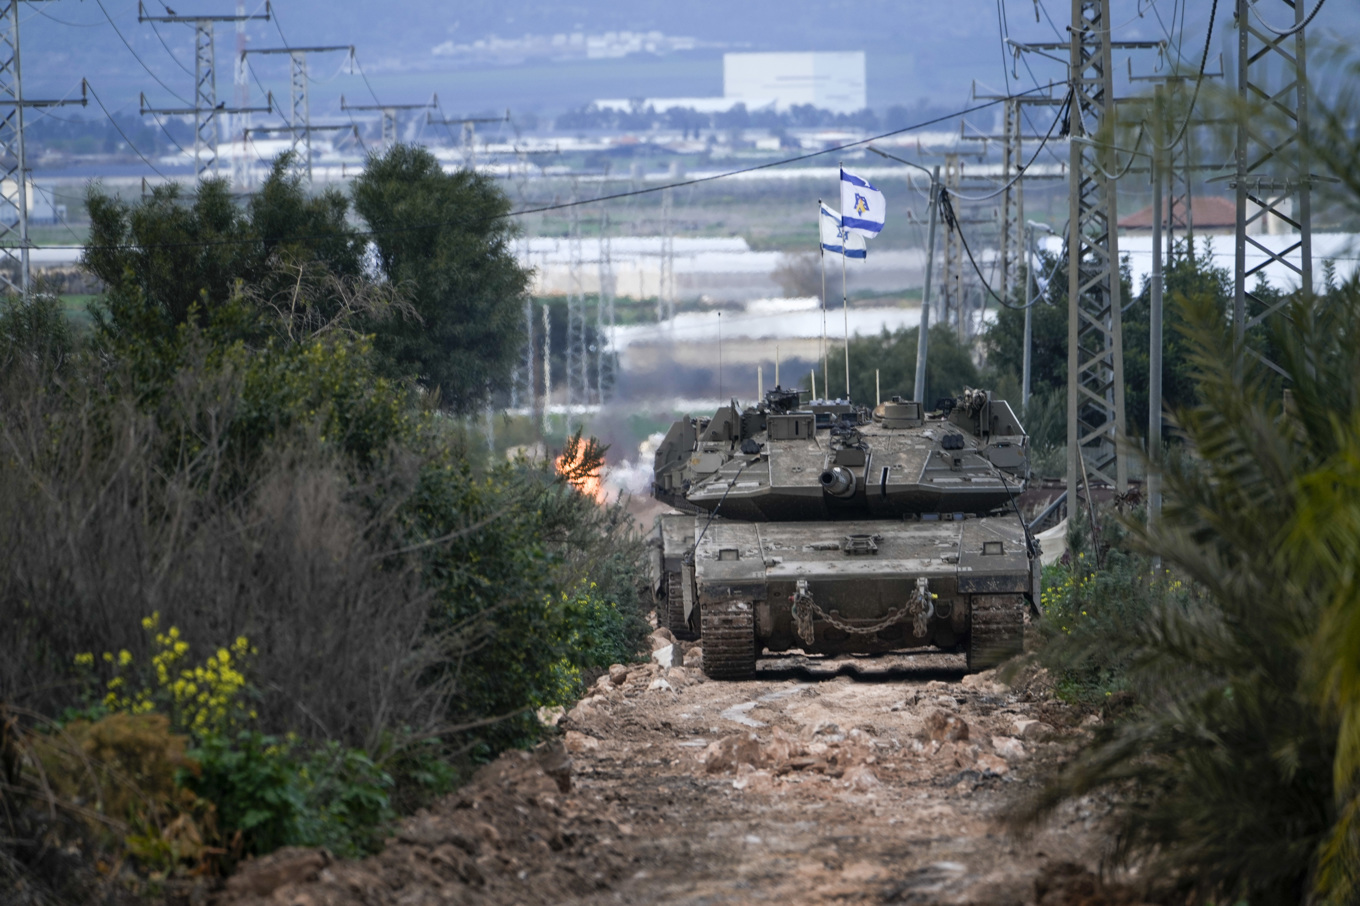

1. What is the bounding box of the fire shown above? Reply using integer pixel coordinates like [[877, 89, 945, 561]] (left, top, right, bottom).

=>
[[556, 448, 610, 504]]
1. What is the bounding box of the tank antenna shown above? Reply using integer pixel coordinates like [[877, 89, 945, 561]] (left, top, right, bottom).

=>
[[775, 344, 780, 387], [876, 369, 881, 406], [811, 369, 817, 403], [758, 365, 763, 398]]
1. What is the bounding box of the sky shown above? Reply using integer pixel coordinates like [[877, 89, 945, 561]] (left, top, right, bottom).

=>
[[19, 0, 1284, 126]]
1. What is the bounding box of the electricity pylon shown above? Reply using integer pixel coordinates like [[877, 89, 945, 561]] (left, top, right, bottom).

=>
[[1231, 0, 1320, 372], [0, 1, 86, 295], [241, 45, 352, 181], [340, 93, 435, 149], [138, 1, 273, 180]]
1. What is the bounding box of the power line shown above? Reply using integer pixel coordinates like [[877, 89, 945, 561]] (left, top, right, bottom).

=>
[[86, 81, 168, 179], [21, 85, 1054, 254], [92, 0, 191, 106], [1247, 0, 1327, 36]]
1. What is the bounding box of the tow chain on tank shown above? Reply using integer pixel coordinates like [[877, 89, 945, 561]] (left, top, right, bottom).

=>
[[790, 578, 935, 645]]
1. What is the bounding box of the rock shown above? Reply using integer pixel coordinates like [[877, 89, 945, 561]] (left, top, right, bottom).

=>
[[683, 646, 703, 669], [991, 735, 1027, 761], [938, 741, 978, 768], [1014, 718, 1053, 741], [702, 733, 764, 774], [536, 741, 573, 793], [976, 752, 1010, 776], [810, 721, 845, 743], [536, 705, 566, 727], [731, 768, 774, 793], [842, 764, 881, 791], [564, 697, 600, 724], [563, 730, 600, 753], [594, 674, 615, 694], [925, 710, 970, 742], [890, 691, 921, 711], [961, 669, 1011, 696], [648, 678, 675, 693], [608, 664, 629, 686], [224, 847, 329, 898], [652, 644, 675, 668], [652, 626, 677, 645], [666, 666, 690, 685]]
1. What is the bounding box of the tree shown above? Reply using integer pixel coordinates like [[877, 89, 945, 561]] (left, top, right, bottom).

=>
[[83, 155, 364, 348], [820, 324, 979, 405], [352, 145, 530, 414]]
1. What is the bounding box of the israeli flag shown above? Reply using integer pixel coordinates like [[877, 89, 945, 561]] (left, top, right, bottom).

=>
[[840, 167, 886, 237], [820, 202, 866, 259]]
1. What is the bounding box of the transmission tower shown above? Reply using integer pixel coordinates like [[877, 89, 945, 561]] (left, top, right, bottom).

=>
[[138, 2, 273, 180], [0, 1, 86, 296], [241, 45, 352, 181], [1231, 0, 1318, 370], [1062, 0, 1143, 496], [427, 108, 506, 170], [942, 153, 964, 337], [341, 94, 435, 149]]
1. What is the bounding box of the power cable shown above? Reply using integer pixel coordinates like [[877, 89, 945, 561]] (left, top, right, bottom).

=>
[[85, 82, 168, 179], [25, 85, 1061, 254], [35, 7, 103, 27], [939, 89, 1071, 202], [92, 0, 191, 106], [1156, 0, 1220, 152], [148, 18, 193, 77], [1247, 0, 1328, 37], [938, 188, 1027, 312]]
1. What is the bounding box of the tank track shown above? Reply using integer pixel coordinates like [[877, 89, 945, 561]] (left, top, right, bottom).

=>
[[700, 600, 756, 680], [663, 571, 690, 638], [966, 594, 1024, 671]]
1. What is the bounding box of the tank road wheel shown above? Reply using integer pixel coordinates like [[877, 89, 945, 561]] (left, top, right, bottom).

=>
[[664, 571, 691, 638], [967, 594, 1025, 671], [700, 600, 757, 680]]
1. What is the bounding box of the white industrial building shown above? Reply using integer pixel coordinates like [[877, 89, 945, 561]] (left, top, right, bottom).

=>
[[596, 50, 867, 115]]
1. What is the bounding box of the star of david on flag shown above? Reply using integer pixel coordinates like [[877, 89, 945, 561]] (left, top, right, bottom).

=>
[[840, 167, 886, 237], [819, 202, 866, 259]]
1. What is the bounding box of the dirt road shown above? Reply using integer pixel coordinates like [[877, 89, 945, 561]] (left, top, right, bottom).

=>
[[222, 643, 1132, 906]]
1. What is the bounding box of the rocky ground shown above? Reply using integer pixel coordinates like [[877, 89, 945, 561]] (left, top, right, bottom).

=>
[[219, 633, 1147, 906]]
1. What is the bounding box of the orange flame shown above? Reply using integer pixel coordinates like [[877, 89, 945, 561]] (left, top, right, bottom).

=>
[[555, 449, 609, 504]]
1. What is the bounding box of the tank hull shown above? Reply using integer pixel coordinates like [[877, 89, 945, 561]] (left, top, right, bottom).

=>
[[656, 513, 1036, 678]]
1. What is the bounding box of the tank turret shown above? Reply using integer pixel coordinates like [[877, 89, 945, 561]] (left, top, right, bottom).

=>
[[651, 387, 1040, 681]]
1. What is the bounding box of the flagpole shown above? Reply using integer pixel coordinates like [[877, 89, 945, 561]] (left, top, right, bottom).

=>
[[841, 237, 850, 401], [818, 200, 828, 396]]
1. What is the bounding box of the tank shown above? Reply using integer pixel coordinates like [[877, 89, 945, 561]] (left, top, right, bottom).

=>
[[650, 387, 1040, 679]]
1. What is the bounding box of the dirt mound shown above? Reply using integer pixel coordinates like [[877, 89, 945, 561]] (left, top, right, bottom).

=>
[[216, 744, 630, 906]]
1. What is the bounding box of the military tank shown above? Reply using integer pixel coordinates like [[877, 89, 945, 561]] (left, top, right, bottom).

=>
[[650, 387, 1039, 679]]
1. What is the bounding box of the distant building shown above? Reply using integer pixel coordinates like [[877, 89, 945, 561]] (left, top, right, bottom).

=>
[[595, 50, 867, 116], [723, 52, 866, 114], [1118, 195, 1285, 236]]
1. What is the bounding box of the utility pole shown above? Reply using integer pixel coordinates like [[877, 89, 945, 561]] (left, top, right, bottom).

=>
[[138, 1, 273, 181], [565, 183, 588, 415], [916, 166, 941, 404], [341, 94, 436, 149], [0, 1, 86, 296], [962, 82, 1068, 299], [1231, 0, 1318, 371], [241, 45, 352, 181], [942, 152, 963, 339], [427, 108, 507, 170], [597, 206, 616, 403], [659, 186, 675, 323]]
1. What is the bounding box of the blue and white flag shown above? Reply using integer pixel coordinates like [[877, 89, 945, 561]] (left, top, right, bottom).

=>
[[840, 167, 886, 237], [819, 202, 866, 259]]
